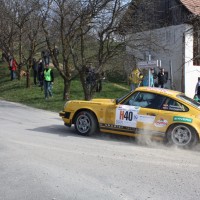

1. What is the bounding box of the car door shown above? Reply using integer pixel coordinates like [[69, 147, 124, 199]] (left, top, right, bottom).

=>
[[103, 92, 140, 131], [104, 91, 166, 132], [124, 91, 166, 131]]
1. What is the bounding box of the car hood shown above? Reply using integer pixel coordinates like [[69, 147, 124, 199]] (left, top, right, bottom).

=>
[[67, 98, 116, 105], [91, 98, 115, 103]]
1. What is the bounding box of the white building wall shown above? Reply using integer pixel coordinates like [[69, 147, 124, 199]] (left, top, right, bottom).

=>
[[126, 24, 200, 98], [184, 28, 200, 98]]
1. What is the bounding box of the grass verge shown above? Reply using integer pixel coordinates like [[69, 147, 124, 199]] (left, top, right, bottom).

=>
[[0, 61, 129, 112]]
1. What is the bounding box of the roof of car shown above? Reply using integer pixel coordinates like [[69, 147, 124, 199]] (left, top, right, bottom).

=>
[[135, 87, 182, 97]]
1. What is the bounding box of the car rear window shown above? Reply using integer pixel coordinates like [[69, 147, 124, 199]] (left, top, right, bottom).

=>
[[177, 94, 200, 109], [162, 97, 189, 112]]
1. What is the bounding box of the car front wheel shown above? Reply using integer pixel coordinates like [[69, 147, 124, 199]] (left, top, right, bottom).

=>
[[166, 124, 198, 148], [74, 111, 97, 136]]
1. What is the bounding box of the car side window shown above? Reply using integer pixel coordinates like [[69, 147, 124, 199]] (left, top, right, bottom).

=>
[[123, 92, 166, 109], [162, 98, 189, 112], [144, 93, 166, 109], [122, 92, 139, 105]]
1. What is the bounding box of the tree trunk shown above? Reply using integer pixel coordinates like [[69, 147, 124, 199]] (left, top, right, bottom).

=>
[[18, 27, 23, 80], [26, 56, 32, 88], [26, 68, 30, 88], [80, 72, 93, 100], [63, 79, 71, 101]]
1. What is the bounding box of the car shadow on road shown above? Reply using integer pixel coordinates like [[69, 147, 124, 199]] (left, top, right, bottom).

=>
[[28, 124, 77, 137], [28, 124, 200, 152], [27, 124, 169, 149]]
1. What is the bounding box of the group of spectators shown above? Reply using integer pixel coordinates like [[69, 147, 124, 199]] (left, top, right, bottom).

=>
[[3, 50, 105, 99], [129, 67, 168, 91], [31, 54, 54, 100], [2, 49, 54, 100]]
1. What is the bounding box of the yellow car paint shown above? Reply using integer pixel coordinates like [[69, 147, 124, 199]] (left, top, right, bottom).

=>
[[59, 87, 200, 147]]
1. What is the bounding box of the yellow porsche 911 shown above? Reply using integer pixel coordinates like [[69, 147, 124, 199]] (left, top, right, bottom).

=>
[[59, 87, 200, 147]]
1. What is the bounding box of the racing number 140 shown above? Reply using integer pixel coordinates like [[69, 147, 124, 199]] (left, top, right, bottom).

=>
[[120, 110, 133, 121]]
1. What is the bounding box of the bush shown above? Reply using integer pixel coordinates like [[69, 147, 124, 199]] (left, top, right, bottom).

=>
[[105, 69, 127, 83]]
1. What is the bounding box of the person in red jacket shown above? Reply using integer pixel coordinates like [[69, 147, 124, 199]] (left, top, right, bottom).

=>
[[9, 56, 17, 80]]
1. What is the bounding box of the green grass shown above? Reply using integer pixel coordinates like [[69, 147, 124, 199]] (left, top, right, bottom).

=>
[[0, 61, 129, 112]]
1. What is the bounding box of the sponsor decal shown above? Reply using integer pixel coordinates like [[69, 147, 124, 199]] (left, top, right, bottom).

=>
[[173, 116, 192, 123], [99, 123, 137, 132], [162, 104, 168, 110], [169, 105, 184, 111], [137, 115, 155, 123], [154, 118, 168, 127]]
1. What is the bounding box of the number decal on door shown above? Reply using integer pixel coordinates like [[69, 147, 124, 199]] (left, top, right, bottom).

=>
[[116, 106, 140, 127]]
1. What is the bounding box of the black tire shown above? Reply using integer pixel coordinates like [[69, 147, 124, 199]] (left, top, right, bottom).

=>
[[74, 111, 98, 136], [166, 124, 198, 148]]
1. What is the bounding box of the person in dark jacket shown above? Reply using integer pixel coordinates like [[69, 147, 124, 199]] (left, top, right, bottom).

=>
[[38, 59, 44, 89], [194, 77, 200, 102], [41, 49, 50, 65], [32, 58, 38, 85], [157, 68, 167, 88], [43, 64, 54, 99]]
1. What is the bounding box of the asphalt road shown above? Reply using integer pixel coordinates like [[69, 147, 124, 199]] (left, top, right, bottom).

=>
[[0, 100, 200, 200]]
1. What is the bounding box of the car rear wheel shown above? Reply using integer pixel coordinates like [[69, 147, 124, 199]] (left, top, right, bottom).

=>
[[74, 111, 97, 136], [166, 124, 198, 148]]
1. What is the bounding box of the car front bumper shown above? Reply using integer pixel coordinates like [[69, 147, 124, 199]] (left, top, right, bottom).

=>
[[59, 111, 72, 127]]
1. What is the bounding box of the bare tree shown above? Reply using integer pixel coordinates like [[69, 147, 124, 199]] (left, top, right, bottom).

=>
[[0, 0, 16, 61], [66, 0, 128, 100], [0, 0, 129, 100], [40, 0, 76, 100], [6, 0, 35, 79], [23, 7, 44, 88], [0, 0, 42, 86]]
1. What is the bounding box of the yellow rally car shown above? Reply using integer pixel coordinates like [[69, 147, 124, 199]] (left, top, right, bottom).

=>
[[59, 87, 200, 147]]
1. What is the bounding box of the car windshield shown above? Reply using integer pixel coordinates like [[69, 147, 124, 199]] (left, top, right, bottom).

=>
[[177, 94, 200, 109], [116, 91, 132, 104]]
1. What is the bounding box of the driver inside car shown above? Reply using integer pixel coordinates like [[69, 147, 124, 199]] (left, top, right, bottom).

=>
[[132, 93, 155, 107]]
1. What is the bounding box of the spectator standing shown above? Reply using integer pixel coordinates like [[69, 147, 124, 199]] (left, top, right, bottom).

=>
[[129, 68, 143, 91], [152, 68, 158, 86], [142, 68, 154, 87], [9, 56, 17, 81], [32, 58, 38, 85], [85, 63, 96, 90], [53, 46, 59, 58], [38, 59, 44, 88], [194, 77, 200, 102], [1, 51, 6, 62], [157, 68, 167, 88], [41, 49, 50, 65], [96, 71, 105, 92], [41, 50, 45, 60], [43, 64, 54, 99]]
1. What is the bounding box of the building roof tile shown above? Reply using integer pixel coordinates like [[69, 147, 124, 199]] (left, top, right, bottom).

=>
[[180, 0, 200, 15]]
